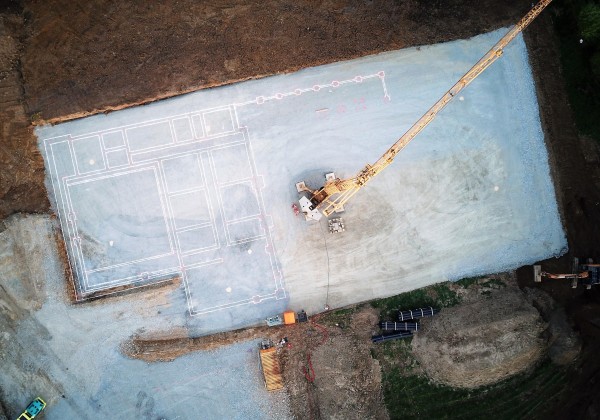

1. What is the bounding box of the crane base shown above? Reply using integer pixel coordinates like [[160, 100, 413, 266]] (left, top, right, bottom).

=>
[[328, 217, 345, 234]]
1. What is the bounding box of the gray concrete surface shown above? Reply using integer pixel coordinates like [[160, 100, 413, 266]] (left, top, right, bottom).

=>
[[38, 29, 566, 322], [0, 215, 291, 420]]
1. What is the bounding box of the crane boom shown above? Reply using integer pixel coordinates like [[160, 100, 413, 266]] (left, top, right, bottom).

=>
[[299, 0, 552, 220]]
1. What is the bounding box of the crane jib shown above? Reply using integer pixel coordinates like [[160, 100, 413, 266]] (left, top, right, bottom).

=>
[[301, 0, 553, 219]]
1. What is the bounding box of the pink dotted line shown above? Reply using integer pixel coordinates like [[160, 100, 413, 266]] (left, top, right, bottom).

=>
[[254, 73, 384, 105]]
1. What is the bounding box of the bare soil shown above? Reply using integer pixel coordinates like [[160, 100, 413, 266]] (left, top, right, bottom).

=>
[[412, 276, 548, 388], [0, 10, 48, 220], [521, 13, 600, 419], [20, 0, 529, 123], [0, 0, 530, 220], [123, 308, 387, 419]]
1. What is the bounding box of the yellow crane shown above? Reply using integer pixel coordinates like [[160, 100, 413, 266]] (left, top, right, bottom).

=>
[[296, 0, 553, 221]]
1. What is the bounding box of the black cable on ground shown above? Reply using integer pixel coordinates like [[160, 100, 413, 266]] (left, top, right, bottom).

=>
[[318, 220, 331, 309]]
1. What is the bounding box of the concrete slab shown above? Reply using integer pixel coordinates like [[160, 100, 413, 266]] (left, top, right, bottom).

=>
[[0, 215, 291, 419], [37, 29, 566, 327]]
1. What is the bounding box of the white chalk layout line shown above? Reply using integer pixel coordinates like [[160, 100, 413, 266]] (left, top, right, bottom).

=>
[[236, 127, 286, 295], [202, 106, 236, 137], [64, 165, 176, 288], [175, 226, 219, 256], [101, 130, 127, 150], [39, 71, 384, 303], [128, 132, 247, 165], [43, 104, 233, 146], [159, 153, 206, 193], [46, 140, 83, 298]]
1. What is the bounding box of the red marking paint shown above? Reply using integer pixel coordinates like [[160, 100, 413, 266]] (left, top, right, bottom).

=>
[[353, 76, 363, 83], [353, 97, 367, 110], [312, 85, 321, 92], [331, 80, 340, 88]]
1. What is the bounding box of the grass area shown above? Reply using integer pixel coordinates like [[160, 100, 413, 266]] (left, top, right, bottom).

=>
[[554, 0, 600, 142], [319, 305, 361, 327], [455, 276, 484, 288], [557, 32, 600, 141], [371, 282, 461, 319], [381, 358, 567, 420], [369, 278, 568, 419]]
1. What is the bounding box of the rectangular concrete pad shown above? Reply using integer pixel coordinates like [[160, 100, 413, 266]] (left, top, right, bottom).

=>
[[37, 29, 566, 324]]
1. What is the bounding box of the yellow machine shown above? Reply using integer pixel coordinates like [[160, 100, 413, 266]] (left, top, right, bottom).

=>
[[258, 339, 284, 391], [17, 397, 46, 420], [534, 258, 600, 289], [296, 0, 553, 221]]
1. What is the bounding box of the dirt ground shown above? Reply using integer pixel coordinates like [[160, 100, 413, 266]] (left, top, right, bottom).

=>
[[0, 7, 48, 220], [520, 12, 600, 419], [2, 0, 600, 417], [412, 275, 548, 389], [123, 308, 387, 419], [0, 0, 531, 220]]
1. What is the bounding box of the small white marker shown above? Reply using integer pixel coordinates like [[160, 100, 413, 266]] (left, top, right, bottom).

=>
[[248, 249, 253, 254], [226, 287, 232, 293], [109, 240, 114, 246], [89, 159, 95, 165], [459, 96, 464, 101], [494, 186, 500, 192]]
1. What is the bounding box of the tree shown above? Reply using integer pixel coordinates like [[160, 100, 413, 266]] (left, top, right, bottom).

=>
[[579, 3, 600, 43]]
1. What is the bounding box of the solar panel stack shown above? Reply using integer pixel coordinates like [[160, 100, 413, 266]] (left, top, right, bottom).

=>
[[372, 331, 413, 343], [379, 321, 419, 331], [371, 306, 439, 343], [398, 307, 439, 321]]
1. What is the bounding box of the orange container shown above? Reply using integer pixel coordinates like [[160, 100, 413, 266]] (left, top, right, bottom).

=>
[[283, 310, 296, 325]]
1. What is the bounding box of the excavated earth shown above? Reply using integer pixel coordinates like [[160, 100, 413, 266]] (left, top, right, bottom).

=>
[[1, 0, 600, 418], [412, 276, 548, 389]]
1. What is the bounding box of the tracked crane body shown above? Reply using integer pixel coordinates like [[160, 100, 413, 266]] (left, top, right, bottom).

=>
[[296, 0, 552, 221]]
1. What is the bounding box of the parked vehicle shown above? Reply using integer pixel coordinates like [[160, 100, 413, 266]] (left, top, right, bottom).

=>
[[17, 397, 46, 420]]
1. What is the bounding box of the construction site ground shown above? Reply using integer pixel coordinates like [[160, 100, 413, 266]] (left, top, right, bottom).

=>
[[36, 28, 563, 327], [2, 1, 600, 419]]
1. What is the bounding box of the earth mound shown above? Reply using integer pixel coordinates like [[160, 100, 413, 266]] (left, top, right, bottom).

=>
[[411, 283, 547, 388]]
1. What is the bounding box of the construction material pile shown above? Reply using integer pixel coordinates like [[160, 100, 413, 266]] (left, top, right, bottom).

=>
[[372, 307, 440, 343]]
